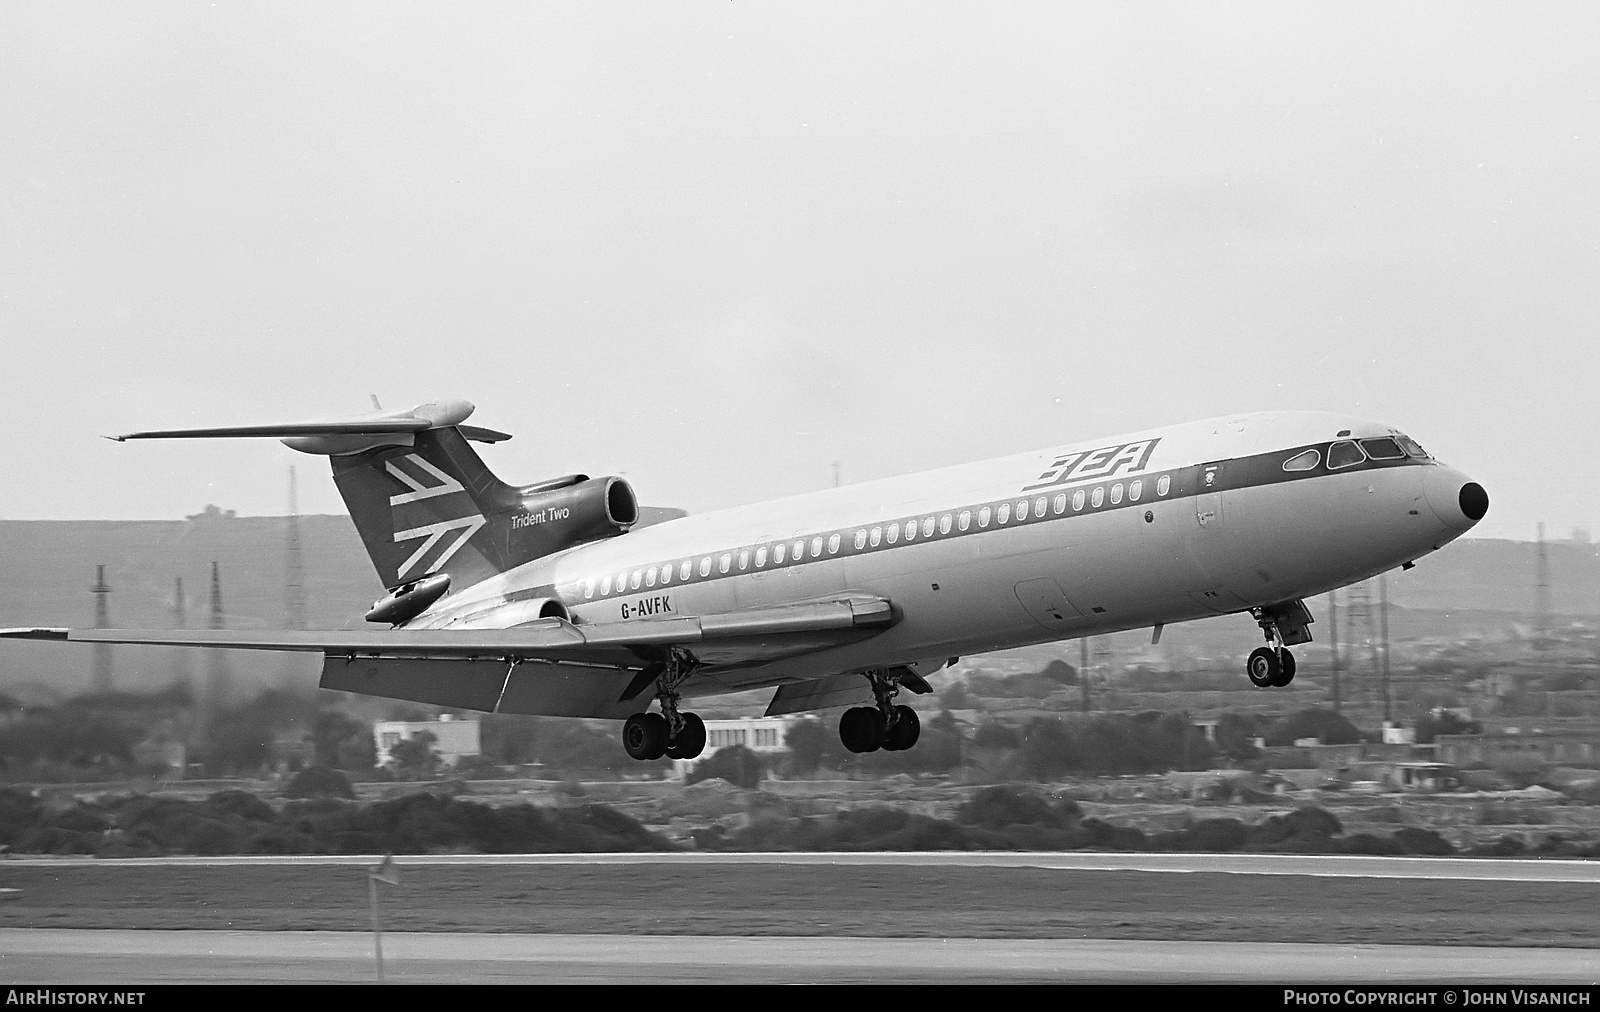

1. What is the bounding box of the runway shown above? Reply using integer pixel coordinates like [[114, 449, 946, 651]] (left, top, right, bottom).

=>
[[7, 851, 1598, 883], [3, 929, 1597, 984]]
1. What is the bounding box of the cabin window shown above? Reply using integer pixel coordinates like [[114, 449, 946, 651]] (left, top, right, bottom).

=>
[[1129, 480, 1142, 501], [774, 543, 786, 564], [1326, 440, 1365, 469], [1091, 487, 1104, 508], [700, 558, 711, 577], [601, 575, 612, 595], [1397, 434, 1430, 459], [584, 580, 595, 599], [1156, 474, 1171, 496], [978, 507, 991, 528], [1035, 496, 1048, 517], [661, 564, 672, 585], [631, 570, 643, 590], [647, 567, 658, 587], [617, 572, 628, 592], [1360, 437, 1406, 461], [829, 533, 841, 554], [903, 521, 916, 542], [886, 523, 899, 544], [811, 537, 823, 557], [738, 550, 750, 570], [680, 561, 692, 581], [719, 554, 732, 574], [870, 527, 882, 547], [959, 510, 972, 531], [1110, 483, 1123, 505], [923, 517, 936, 538], [793, 540, 805, 560], [855, 530, 868, 550], [1015, 500, 1028, 520], [755, 547, 768, 567], [1072, 489, 1085, 511], [940, 514, 952, 534], [1054, 493, 1067, 515], [997, 503, 1010, 524], [1283, 449, 1320, 472]]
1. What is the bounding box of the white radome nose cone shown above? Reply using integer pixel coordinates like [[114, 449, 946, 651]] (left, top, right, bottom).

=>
[[1422, 465, 1489, 533]]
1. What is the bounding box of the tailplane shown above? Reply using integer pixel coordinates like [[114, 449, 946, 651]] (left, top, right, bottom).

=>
[[114, 399, 641, 593]]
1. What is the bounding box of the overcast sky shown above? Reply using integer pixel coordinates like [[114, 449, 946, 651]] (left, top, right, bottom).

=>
[[2, 3, 1595, 542]]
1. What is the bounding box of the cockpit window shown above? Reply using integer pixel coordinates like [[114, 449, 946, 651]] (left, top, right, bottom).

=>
[[1326, 440, 1365, 469], [1283, 449, 1320, 472], [1360, 437, 1406, 460], [1396, 434, 1430, 459]]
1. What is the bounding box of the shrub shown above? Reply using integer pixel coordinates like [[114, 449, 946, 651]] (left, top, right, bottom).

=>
[[284, 766, 357, 800], [956, 786, 1078, 830], [1392, 827, 1453, 855], [1185, 818, 1249, 852], [686, 745, 764, 789]]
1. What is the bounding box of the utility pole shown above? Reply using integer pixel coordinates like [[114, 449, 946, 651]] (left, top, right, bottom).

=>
[[90, 565, 112, 693], [1327, 590, 1342, 712], [1379, 573, 1392, 726], [1080, 636, 1092, 712], [284, 467, 307, 632], [206, 561, 230, 712]]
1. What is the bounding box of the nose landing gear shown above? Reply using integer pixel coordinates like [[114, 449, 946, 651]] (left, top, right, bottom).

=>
[[1245, 600, 1312, 688]]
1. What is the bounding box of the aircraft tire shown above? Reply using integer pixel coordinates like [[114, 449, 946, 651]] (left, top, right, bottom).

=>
[[622, 712, 669, 760], [884, 705, 920, 751], [666, 712, 707, 760], [1273, 651, 1296, 687], [840, 707, 886, 753], [1246, 647, 1281, 689]]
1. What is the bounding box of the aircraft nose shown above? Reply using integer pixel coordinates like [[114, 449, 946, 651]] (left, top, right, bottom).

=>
[[1422, 465, 1489, 532]]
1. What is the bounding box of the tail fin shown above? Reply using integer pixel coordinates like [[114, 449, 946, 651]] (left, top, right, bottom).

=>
[[332, 425, 523, 588], [113, 399, 641, 592]]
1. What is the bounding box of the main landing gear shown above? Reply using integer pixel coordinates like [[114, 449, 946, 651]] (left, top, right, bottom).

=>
[[620, 648, 707, 761], [839, 667, 923, 753], [1245, 599, 1314, 689]]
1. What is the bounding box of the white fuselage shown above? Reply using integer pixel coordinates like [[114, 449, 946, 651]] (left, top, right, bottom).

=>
[[417, 410, 1482, 694]]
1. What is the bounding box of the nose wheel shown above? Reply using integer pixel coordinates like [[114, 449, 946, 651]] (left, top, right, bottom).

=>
[[1246, 646, 1296, 688]]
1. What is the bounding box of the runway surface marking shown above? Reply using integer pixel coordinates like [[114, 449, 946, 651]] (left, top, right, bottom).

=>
[[3, 852, 1597, 882], [1, 930, 1595, 984]]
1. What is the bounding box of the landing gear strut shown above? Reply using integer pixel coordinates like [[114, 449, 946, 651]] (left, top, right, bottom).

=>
[[621, 648, 707, 761], [839, 667, 922, 753], [1245, 600, 1312, 688]]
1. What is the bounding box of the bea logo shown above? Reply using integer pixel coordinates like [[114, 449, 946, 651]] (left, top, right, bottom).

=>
[[1023, 438, 1161, 493]]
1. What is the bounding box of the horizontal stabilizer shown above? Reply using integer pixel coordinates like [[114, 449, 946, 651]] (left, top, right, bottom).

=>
[[107, 399, 512, 453]]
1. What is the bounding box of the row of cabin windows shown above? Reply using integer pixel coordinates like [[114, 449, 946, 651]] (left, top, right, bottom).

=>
[[1282, 435, 1431, 474], [580, 472, 1176, 600]]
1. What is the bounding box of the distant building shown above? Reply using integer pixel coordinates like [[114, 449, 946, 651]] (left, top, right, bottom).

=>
[[1436, 731, 1599, 768], [374, 715, 481, 767], [672, 716, 794, 779], [1347, 761, 1462, 792]]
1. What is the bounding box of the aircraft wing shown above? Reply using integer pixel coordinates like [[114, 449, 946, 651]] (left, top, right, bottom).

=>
[[1, 596, 889, 658], [1, 597, 894, 718]]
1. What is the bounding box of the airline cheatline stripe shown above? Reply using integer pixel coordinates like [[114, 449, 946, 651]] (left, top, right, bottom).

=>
[[562, 440, 1430, 603], [386, 454, 466, 506]]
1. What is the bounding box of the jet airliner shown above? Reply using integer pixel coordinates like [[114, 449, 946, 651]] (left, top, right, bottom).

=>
[[1, 401, 1487, 761]]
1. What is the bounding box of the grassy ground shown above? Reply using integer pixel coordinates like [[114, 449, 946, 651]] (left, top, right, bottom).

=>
[[2, 863, 1596, 947]]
